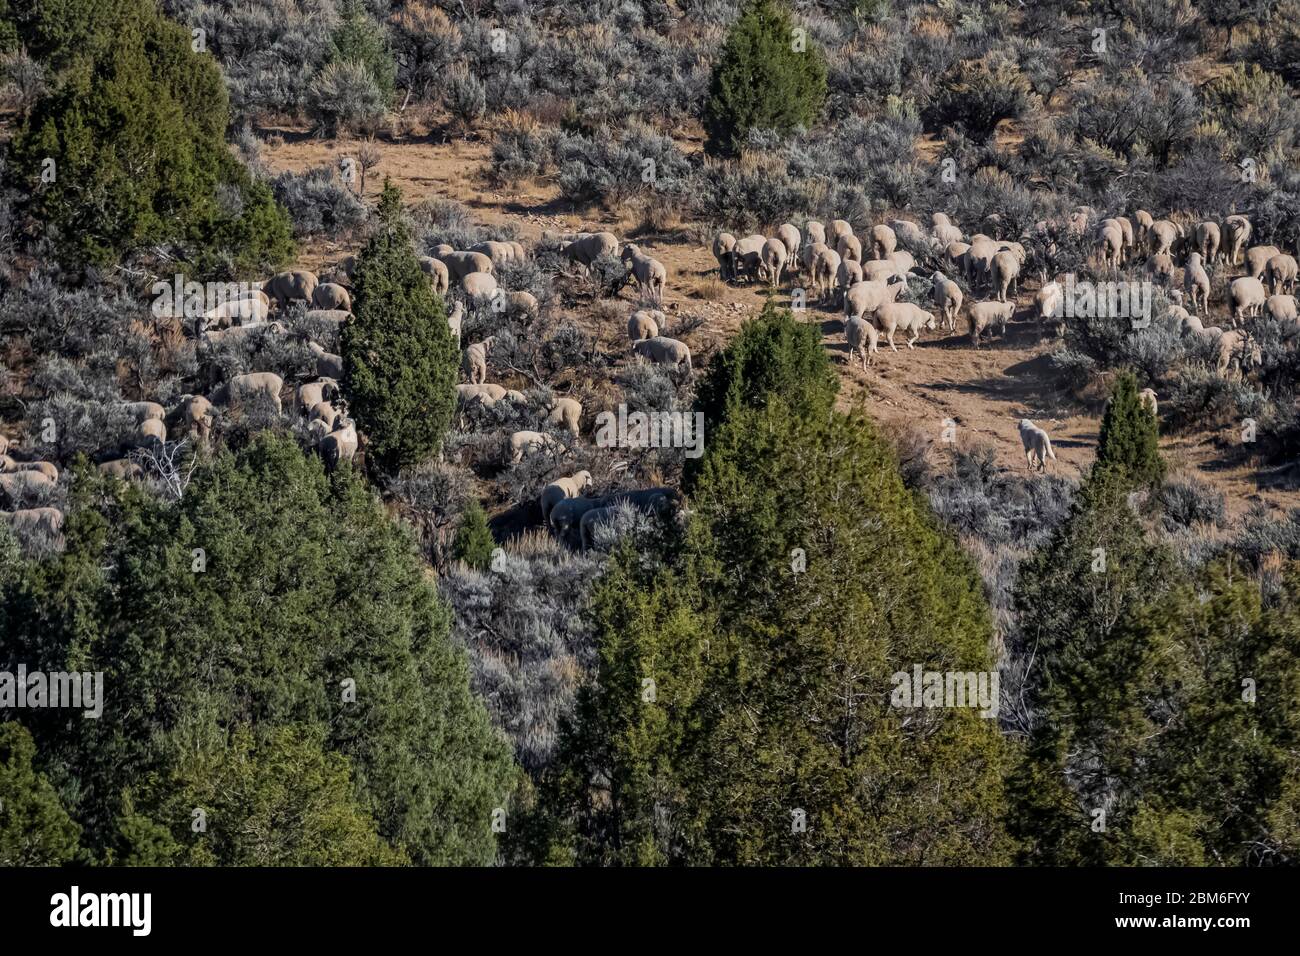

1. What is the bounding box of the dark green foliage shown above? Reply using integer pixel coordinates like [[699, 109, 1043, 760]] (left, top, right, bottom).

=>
[[452, 500, 495, 570], [1096, 371, 1165, 490], [343, 181, 459, 472], [7, 0, 293, 273], [0, 437, 516, 866], [703, 0, 827, 157], [0, 722, 81, 865], [329, 0, 396, 99]]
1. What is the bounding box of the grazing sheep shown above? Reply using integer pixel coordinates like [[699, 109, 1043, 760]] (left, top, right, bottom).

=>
[[0, 506, 64, 541], [1266, 253, 1299, 295], [318, 419, 358, 470], [539, 471, 594, 523], [548, 495, 604, 541], [457, 383, 508, 406], [842, 317, 878, 370], [871, 223, 897, 260], [874, 301, 937, 351], [509, 241, 527, 261], [1229, 276, 1267, 326], [121, 401, 166, 423], [713, 232, 738, 280], [1134, 209, 1155, 245], [1115, 216, 1136, 258], [843, 277, 905, 323], [204, 296, 269, 329], [1184, 252, 1211, 314], [439, 250, 495, 279], [0, 457, 58, 481], [731, 234, 767, 284], [966, 238, 1000, 290], [1138, 388, 1158, 418], [545, 397, 583, 437], [308, 400, 346, 432], [1267, 294, 1298, 322], [945, 241, 972, 275], [930, 272, 963, 331], [992, 249, 1021, 301], [210, 371, 285, 415], [447, 301, 465, 344], [760, 237, 788, 288], [1018, 419, 1057, 472], [419, 255, 450, 295], [296, 378, 340, 415], [836, 258, 864, 298], [174, 395, 214, 443], [859, 258, 900, 284], [1224, 214, 1252, 266], [560, 232, 619, 268], [200, 321, 288, 347], [503, 290, 539, 320], [777, 223, 801, 265], [309, 341, 344, 379], [805, 220, 827, 246], [133, 418, 166, 450], [967, 300, 1015, 346], [1148, 219, 1180, 256], [1246, 245, 1282, 282], [933, 221, 963, 246], [1216, 329, 1262, 379], [887, 250, 916, 280], [509, 430, 565, 463], [890, 219, 927, 246], [0, 470, 55, 505], [810, 245, 842, 302], [470, 240, 517, 264], [1196, 220, 1222, 263], [621, 243, 668, 303], [1145, 252, 1175, 287], [836, 232, 863, 264], [829, 220, 854, 246], [462, 271, 499, 301], [98, 459, 143, 480], [463, 337, 496, 385], [628, 309, 660, 342], [265, 270, 319, 308], [631, 336, 692, 374], [312, 282, 352, 312], [1096, 224, 1124, 271]]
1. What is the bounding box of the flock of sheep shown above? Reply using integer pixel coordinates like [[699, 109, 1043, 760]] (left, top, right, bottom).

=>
[[0, 229, 693, 552], [709, 207, 1282, 472]]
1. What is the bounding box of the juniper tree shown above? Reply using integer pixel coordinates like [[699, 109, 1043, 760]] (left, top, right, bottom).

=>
[[1095, 371, 1165, 490], [703, 0, 827, 158]]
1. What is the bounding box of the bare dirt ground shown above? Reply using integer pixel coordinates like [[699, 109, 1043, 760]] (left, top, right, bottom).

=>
[[261, 130, 1298, 517]]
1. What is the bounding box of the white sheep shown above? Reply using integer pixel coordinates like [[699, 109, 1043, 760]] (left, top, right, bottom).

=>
[[713, 232, 737, 280], [620, 243, 667, 303], [509, 430, 565, 463], [874, 301, 937, 351], [1018, 419, 1057, 473], [420, 255, 450, 295], [545, 397, 583, 436], [0, 506, 64, 542], [627, 309, 660, 342], [929, 271, 963, 331], [463, 337, 496, 385], [843, 277, 904, 323], [631, 336, 692, 375], [967, 301, 1015, 346], [842, 317, 878, 370], [539, 471, 594, 523]]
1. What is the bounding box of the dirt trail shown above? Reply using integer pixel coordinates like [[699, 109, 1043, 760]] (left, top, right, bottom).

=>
[[262, 132, 1296, 516]]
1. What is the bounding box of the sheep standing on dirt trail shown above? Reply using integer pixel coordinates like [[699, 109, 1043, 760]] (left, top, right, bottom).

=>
[[875, 301, 937, 351], [621, 243, 668, 303], [1018, 419, 1057, 473], [930, 271, 963, 331], [731, 234, 766, 284], [539, 471, 594, 523], [811, 245, 843, 303], [843, 277, 904, 324], [545, 397, 583, 437], [842, 317, 878, 370], [713, 232, 737, 280], [761, 237, 788, 289], [628, 309, 660, 342], [967, 300, 1015, 346], [463, 337, 495, 385], [632, 336, 692, 375]]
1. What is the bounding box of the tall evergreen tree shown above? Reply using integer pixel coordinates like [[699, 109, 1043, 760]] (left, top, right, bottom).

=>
[[0, 723, 81, 865], [703, 0, 828, 157], [1095, 371, 1165, 490], [343, 179, 458, 472]]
